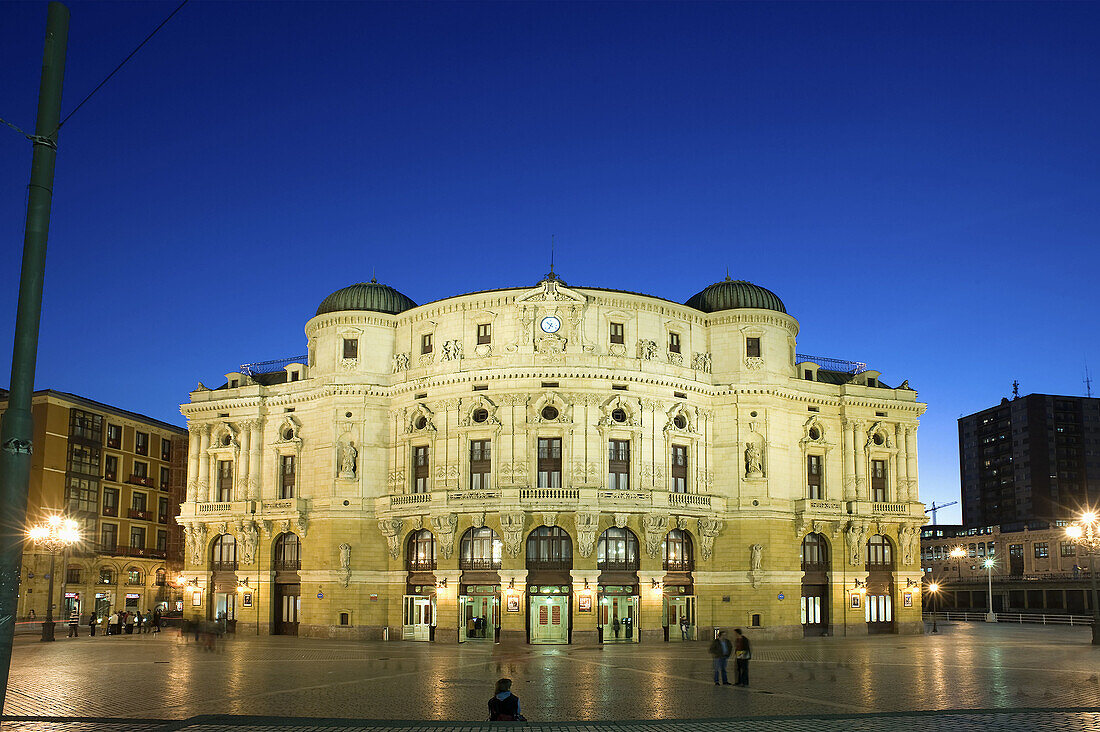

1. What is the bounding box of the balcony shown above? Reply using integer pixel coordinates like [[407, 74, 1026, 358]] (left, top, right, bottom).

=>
[[667, 492, 710, 508], [128, 509, 153, 521], [211, 561, 238, 572], [663, 559, 694, 572], [794, 498, 845, 515], [597, 560, 640, 572], [520, 488, 579, 502], [97, 543, 119, 555], [125, 578, 144, 586], [157, 514, 169, 524], [406, 559, 437, 572], [273, 558, 301, 571], [102, 505, 118, 517], [871, 502, 908, 515], [526, 558, 573, 571], [391, 493, 433, 507], [459, 558, 501, 572], [127, 475, 155, 487], [193, 501, 253, 516]]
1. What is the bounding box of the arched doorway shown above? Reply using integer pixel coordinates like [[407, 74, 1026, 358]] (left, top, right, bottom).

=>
[[597, 527, 640, 643], [526, 526, 573, 644], [457, 526, 501, 643], [272, 533, 301, 636], [209, 534, 238, 632], [404, 529, 437, 641], [662, 529, 696, 641], [800, 533, 830, 637], [866, 534, 896, 634]]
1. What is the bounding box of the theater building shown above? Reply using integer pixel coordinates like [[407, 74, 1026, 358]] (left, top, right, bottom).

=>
[[177, 273, 927, 642]]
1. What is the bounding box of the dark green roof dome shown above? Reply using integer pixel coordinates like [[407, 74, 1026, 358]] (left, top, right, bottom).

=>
[[685, 277, 786, 314], [316, 280, 416, 316]]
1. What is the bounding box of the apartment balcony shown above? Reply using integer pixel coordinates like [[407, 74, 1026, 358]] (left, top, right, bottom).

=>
[[459, 558, 501, 572], [127, 475, 156, 488], [273, 558, 301, 572], [128, 508, 153, 521], [102, 505, 118, 517], [406, 559, 437, 572]]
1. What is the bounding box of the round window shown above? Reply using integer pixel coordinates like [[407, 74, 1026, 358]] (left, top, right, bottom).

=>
[[472, 408, 489, 424], [221, 435, 232, 446], [541, 405, 559, 421], [808, 427, 820, 441], [415, 416, 428, 430], [283, 428, 294, 441], [612, 408, 627, 423], [750, 411, 758, 418], [673, 415, 687, 430], [873, 433, 884, 446]]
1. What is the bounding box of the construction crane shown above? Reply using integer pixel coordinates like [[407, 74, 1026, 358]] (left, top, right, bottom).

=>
[[924, 501, 959, 525]]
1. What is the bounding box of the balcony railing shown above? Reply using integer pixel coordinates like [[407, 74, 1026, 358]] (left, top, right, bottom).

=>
[[663, 559, 694, 572], [128, 509, 153, 521], [526, 559, 573, 571], [459, 558, 501, 571], [97, 543, 119, 555], [125, 579, 144, 586], [127, 475, 155, 487], [668, 493, 710, 508], [391, 493, 432, 507], [520, 488, 579, 501], [211, 561, 238, 572], [598, 560, 640, 572], [273, 559, 301, 571], [103, 471, 117, 482], [872, 502, 908, 515], [102, 505, 118, 517], [406, 559, 437, 572], [157, 514, 169, 524], [801, 561, 829, 572]]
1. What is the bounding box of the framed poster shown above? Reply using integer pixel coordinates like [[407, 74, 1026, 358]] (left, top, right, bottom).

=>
[[903, 592, 913, 608], [191, 590, 203, 607], [578, 594, 592, 613], [242, 591, 253, 608], [506, 594, 521, 613], [850, 593, 861, 610]]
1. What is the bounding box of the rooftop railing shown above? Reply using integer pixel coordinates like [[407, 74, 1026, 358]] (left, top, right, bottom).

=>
[[795, 354, 868, 374], [240, 355, 307, 377]]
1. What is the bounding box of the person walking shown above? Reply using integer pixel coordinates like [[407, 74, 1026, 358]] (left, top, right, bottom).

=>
[[88, 612, 97, 637], [488, 678, 525, 721], [152, 608, 161, 635], [709, 629, 733, 685], [680, 615, 690, 640], [125, 611, 135, 635], [67, 608, 80, 638], [109, 611, 120, 636], [732, 628, 751, 687]]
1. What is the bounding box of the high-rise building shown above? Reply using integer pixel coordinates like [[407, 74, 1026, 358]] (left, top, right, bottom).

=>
[[0, 389, 188, 622], [959, 394, 1100, 528]]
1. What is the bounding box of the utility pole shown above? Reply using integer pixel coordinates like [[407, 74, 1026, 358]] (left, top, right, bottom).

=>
[[0, 0, 69, 708]]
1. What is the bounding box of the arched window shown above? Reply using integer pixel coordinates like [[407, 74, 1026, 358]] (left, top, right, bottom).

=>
[[407, 529, 436, 571], [526, 526, 572, 570], [597, 527, 639, 571], [155, 568, 166, 586], [274, 533, 301, 571], [460, 527, 502, 570], [663, 529, 694, 571], [968, 543, 977, 558], [98, 567, 113, 585], [801, 533, 829, 570], [866, 534, 894, 569], [126, 567, 143, 585], [211, 534, 237, 569]]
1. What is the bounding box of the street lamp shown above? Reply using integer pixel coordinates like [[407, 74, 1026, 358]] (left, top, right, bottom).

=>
[[927, 582, 940, 633], [982, 557, 997, 622], [949, 546, 966, 577], [27, 514, 80, 641], [1065, 511, 1100, 645]]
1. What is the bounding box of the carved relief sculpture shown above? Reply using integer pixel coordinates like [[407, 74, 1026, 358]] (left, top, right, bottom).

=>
[[846, 521, 867, 566], [745, 441, 764, 478], [749, 543, 765, 588], [441, 340, 462, 361], [575, 512, 600, 556], [642, 513, 668, 558], [637, 339, 658, 360], [696, 517, 722, 561], [499, 512, 526, 557], [691, 352, 712, 373], [339, 543, 352, 587], [239, 522, 258, 566], [392, 352, 410, 373], [378, 518, 404, 559], [431, 513, 459, 559]]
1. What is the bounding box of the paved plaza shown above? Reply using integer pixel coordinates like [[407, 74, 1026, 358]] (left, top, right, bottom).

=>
[[2, 622, 1100, 730]]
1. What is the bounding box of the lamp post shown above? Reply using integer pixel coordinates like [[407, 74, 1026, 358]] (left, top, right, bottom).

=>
[[1065, 512, 1100, 645], [927, 582, 940, 633], [27, 515, 80, 641], [983, 557, 996, 622]]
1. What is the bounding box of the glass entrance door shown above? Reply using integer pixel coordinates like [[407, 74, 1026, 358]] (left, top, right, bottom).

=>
[[403, 595, 434, 641], [529, 596, 569, 644], [600, 595, 639, 643], [460, 595, 499, 642], [63, 594, 80, 619], [665, 595, 696, 641], [274, 583, 300, 636], [801, 584, 828, 637]]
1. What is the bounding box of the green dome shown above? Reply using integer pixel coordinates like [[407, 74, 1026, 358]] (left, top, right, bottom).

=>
[[685, 277, 786, 314], [316, 280, 417, 316]]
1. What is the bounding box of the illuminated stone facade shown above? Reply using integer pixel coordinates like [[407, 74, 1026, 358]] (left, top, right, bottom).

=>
[[178, 274, 926, 642]]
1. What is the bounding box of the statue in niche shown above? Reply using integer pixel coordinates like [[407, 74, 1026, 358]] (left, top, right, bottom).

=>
[[745, 442, 763, 478], [750, 543, 764, 572], [339, 441, 357, 478]]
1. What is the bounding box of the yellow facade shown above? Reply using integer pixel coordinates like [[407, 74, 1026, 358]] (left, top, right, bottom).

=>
[[179, 275, 927, 642]]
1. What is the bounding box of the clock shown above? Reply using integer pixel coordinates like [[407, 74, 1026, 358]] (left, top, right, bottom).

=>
[[540, 316, 562, 334]]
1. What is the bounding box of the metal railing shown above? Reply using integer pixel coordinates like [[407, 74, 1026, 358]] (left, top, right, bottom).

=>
[[273, 559, 301, 571], [526, 559, 573, 571], [459, 558, 501, 571], [240, 355, 307, 376], [795, 353, 868, 374], [406, 559, 437, 572], [923, 611, 1094, 626]]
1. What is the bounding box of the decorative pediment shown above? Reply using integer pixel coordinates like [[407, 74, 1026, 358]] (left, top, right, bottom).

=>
[[531, 392, 571, 423], [406, 403, 437, 433], [460, 395, 502, 428], [275, 415, 302, 443], [597, 395, 639, 429], [663, 404, 697, 434], [514, 277, 588, 305], [866, 421, 896, 450]]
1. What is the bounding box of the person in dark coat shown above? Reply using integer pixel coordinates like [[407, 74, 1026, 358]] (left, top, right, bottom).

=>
[[709, 629, 733, 685], [733, 628, 751, 686], [88, 612, 97, 637], [488, 678, 524, 721]]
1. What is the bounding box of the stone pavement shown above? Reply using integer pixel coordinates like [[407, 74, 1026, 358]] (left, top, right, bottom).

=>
[[3, 621, 1100, 729]]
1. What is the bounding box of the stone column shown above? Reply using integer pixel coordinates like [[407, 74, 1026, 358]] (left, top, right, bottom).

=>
[[197, 425, 211, 503], [842, 419, 855, 501], [853, 421, 867, 501], [186, 426, 200, 503], [238, 422, 251, 502], [895, 423, 909, 502], [905, 426, 918, 501], [249, 420, 263, 500]]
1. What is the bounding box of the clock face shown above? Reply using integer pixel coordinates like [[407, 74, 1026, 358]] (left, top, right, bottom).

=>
[[540, 316, 562, 334]]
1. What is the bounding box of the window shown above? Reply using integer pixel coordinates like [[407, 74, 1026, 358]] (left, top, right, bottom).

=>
[[671, 445, 688, 493], [103, 488, 119, 517], [132, 492, 147, 512], [526, 526, 572, 569], [746, 337, 761, 358], [135, 432, 149, 456], [133, 460, 148, 479], [100, 523, 117, 551], [608, 440, 630, 490], [160, 466, 171, 489], [1034, 542, 1049, 559], [1061, 541, 1077, 557], [801, 533, 829, 569], [67, 444, 101, 476], [158, 496, 169, 522], [968, 543, 976, 558], [130, 526, 145, 549], [66, 566, 81, 584], [281, 455, 296, 499], [597, 527, 639, 570], [406, 529, 436, 571], [106, 424, 122, 449], [126, 567, 142, 585], [977, 542, 986, 557], [156, 530, 167, 552], [865, 594, 892, 623], [343, 338, 358, 359], [65, 476, 98, 514], [669, 332, 681, 354], [211, 534, 237, 568], [537, 438, 561, 488], [866, 534, 894, 568], [804, 369, 814, 381], [1009, 544, 1023, 558], [274, 533, 301, 570], [69, 409, 103, 442], [460, 527, 502, 570], [413, 446, 430, 493], [807, 455, 823, 499], [663, 529, 693, 571], [421, 333, 433, 354], [155, 568, 166, 586], [217, 460, 233, 502], [609, 322, 624, 344], [99, 568, 113, 585], [470, 440, 491, 490], [870, 459, 887, 502], [161, 438, 172, 461], [477, 323, 491, 345]]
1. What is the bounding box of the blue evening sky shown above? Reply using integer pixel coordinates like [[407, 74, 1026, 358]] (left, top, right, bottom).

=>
[[3, 1, 1100, 524]]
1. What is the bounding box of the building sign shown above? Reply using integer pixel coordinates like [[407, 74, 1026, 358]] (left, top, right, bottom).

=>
[[850, 593, 861, 609], [191, 591, 202, 607], [175, 600, 183, 612], [125, 593, 140, 599], [369, 594, 378, 602], [505, 594, 520, 613], [578, 594, 592, 613], [64, 592, 79, 599], [777, 593, 785, 601], [242, 591, 253, 608], [903, 592, 913, 608]]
